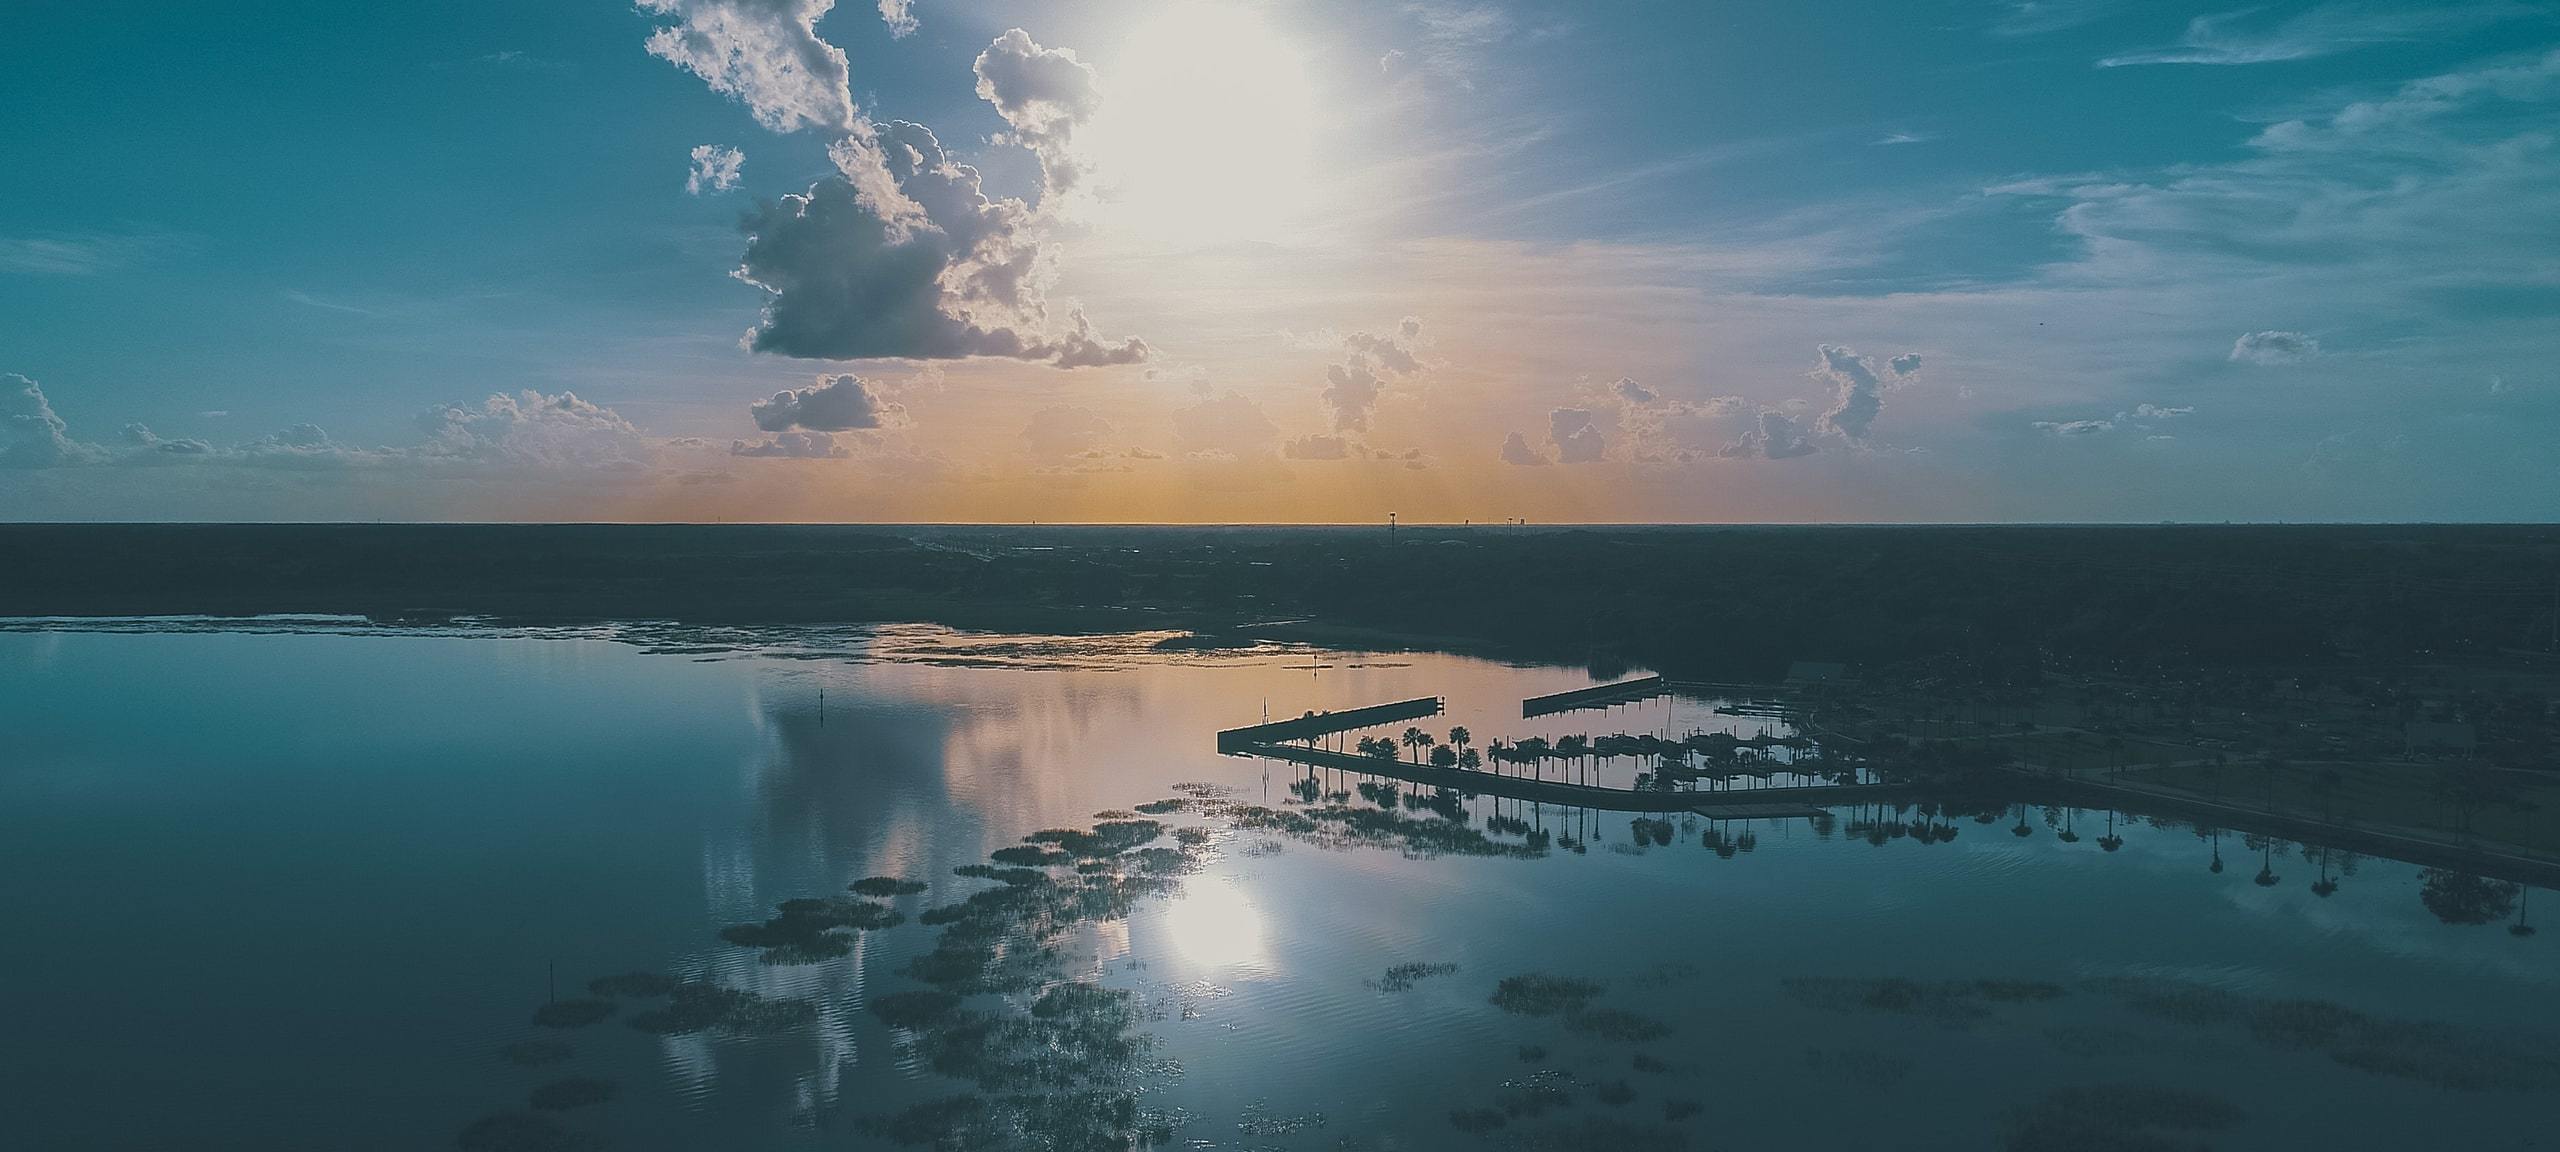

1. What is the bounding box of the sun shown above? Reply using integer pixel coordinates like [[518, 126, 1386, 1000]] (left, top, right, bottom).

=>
[[1081, 2, 1321, 243]]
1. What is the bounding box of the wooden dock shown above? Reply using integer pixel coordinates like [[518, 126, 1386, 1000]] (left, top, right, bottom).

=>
[[1215, 696, 1444, 753]]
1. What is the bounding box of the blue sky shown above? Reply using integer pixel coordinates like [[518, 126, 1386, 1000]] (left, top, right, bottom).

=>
[[4, 0, 2556, 521]]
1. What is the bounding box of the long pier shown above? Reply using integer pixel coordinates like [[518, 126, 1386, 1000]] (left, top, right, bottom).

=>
[[1215, 696, 1444, 753], [1231, 741, 1908, 814], [1521, 676, 1792, 717], [1522, 676, 1665, 717]]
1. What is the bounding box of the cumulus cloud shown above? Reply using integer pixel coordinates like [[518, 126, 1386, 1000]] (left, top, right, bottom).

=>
[[749, 373, 905, 432], [5, 377, 670, 475], [1549, 408, 1606, 463], [2231, 330, 2319, 365], [1283, 433, 1355, 460], [647, 13, 1147, 369], [1611, 377, 1656, 404], [1021, 405, 1112, 458], [734, 124, 1149, 367], [1498, 430, 1549, 466], [1171, 390, 1281, 457], [1728, 410, 1818, 459], [1318, 320, 1427, 432], [686, 144, 744, 194], [1889, 353, 1923, 376], [1813, 345, 1888, 441], [731, 430, 851, 458], [2, 374, 104, 468], [638, 0, 858, 135], [877, 0, 916, 38], [121, 423, 212, 455], [414, 391, 651, 468], [973, 29, 1101, 193]]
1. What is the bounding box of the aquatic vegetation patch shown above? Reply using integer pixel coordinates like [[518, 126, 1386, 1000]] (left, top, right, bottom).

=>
[[529, 999, 615, 1030], [872, 989, 965, 1031], [2001, 1083, 2243, 1152], [851, 876, 931, 897], [1215, 800, 1545, 860], [626, 982, 815, 1036], [1026, 820, 1164, 858], [2085, 977, 2560, 1092], [1630, 1052, 1669, 1075], [1781, 978, 2063, 1026], [861, 1094, 991, 1148], [719, 897, 902, 964], [990, 845, 1074, 867], [455, 1111, 593, 1152], [1661, 1096, 1701, 1122], [1491, 1069, 1581, 1118], [496, 1040, 574, 1067], [526, 1078, 616, 1112], [1803, 1047, 1913, 1089], [1133, 798, 1190, 815], [953, 865, 1053, 887], [583, 971, 676, 999], [1367, 962, 1460, 992], [1517, 1045, 1547, 1063], [1491, 974, 1605, 1017], [1593, 1078, 1637, 1107]]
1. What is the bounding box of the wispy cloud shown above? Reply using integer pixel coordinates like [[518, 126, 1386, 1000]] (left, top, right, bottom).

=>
[[2100, 4, 2535, 68], [0, 230, 188, 276]]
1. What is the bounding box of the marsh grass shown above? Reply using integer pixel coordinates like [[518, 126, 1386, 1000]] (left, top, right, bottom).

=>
[[627, 983, 815, 1036], [990, 845, 1074, 867], [1366, 962, 1459, 992], [1566, 1008, 1673, 1043], [1490, 974, 1604, 1017], [871, 989, 964, 1030], [851, 814, 1221, 1151], [850, 877, 930, 897], [2085, 976, 2560, 1091], [719, 897, 902, 965]]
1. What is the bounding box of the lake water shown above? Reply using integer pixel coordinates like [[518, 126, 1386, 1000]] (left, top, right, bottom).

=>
[[2, 622, 2552, 1151]]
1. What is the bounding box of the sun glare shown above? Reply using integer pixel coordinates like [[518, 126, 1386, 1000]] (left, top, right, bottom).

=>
[[1162, 883, 1267, 969], [1083, 3, 1321, 243]]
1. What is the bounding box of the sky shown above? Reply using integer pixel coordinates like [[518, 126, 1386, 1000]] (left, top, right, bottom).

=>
[[4, 0, 2557, 523]]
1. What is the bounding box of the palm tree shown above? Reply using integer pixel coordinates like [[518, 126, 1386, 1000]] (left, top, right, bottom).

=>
[[1401, 727, 1435, 764], [1448, 726, 1472, 763], [1430, 744, 1458, 769], [1458, 746, 1482, 773]]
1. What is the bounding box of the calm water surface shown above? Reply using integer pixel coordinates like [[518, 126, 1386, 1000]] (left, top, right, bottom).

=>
[[1, 623, 2552, 1151]]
